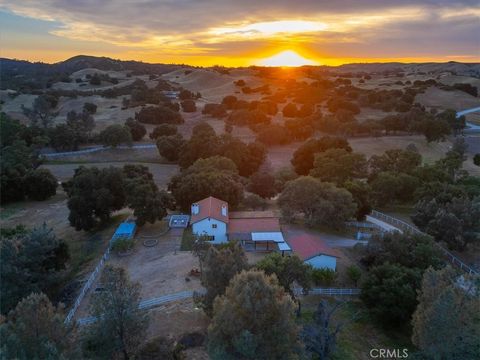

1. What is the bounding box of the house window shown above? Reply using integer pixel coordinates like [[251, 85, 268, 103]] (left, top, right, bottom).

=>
[[212, 224, 217, 229]]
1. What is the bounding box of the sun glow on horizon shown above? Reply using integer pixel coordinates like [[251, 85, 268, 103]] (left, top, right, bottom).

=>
[[258, 50, 318, 67]]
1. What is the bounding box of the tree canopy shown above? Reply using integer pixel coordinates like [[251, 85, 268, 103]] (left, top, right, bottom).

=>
[[208, 270, 300, 360], [0, 224, 69, 314], [200, 242, 248, 316], [412, 267, 480, 360], [291, 137, 352, 175], [278, 176, 356, 228], [82, 265, 149, 359], [0, 292, 78, 359], [169, 156, 244, 211]]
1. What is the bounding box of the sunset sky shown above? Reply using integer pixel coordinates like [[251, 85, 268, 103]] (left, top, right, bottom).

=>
[[0, 0, 479, 66]]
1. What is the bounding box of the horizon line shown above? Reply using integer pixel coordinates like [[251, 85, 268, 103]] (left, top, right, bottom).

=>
[[2, 54, 480, 69]]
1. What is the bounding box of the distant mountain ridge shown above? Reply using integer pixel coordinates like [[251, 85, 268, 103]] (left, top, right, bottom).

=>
[[1, 55, 479, 91], [0, 55, 180, 76]]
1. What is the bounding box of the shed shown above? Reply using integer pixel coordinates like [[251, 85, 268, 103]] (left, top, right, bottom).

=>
[[287, 234, 341, 271], [112, 221, 136, 241]]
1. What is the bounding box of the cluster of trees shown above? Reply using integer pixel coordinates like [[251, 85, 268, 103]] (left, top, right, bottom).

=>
[[1, 224, 69, 314], [64, 164, 173, 230], [357, 231, 479, 358], [0, 264, 151, 359], [359, 232, 443, 325], [278, 176, 357, 228], [88, 72, 118, 85], [193, 240, 354, 359], [1, 113, 58, 203], [289, 136, 479, 227], [150, 124, 184, 162], [168, 156, 244, 211], [316, 105, 464, 142], [176, 122, 266, 177], [18, 94, 105, 151], [125, 117, 146, 141], [135, 104, 184, 125]]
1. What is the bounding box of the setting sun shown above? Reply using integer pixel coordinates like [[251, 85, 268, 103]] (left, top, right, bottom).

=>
[[258, 50, 318, 67]]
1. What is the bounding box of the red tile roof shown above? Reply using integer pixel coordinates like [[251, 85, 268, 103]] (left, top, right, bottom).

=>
[[229, 211, 276, 219], [287, 234, 341, 260], [227, 218, 280, 234], [190, 196, 229, 224]]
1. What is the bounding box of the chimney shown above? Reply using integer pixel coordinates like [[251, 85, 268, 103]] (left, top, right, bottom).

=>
[[191, 203, 200, 215], [221, 204, 228, 217]]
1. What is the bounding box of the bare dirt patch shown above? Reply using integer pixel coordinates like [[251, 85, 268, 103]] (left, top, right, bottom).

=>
[[146, 299, 209, 341], [109, 248, 203, 300]]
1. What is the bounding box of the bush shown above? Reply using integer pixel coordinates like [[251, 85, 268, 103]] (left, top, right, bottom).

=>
[[346, 265, 362, 286], [311, 268, 336, 286], [89, 73, 101, 85], [181, 99, 196, 112], [227, 109, 270, 128], [135, 105, 183, 125], [202, 103, 227, 118], [256, 124, 289, 145], [474, 154, 480, 166], [125, 118, 146, 141], [156, 134, 185, 162], [111, 238, 134, 253], [149, 124, 178, 139], [24, 168, 58, 201], [99, 124, 132, 148], [241, 194, 268, 210], [83, 102, 97, 114], [137, 336, 182, 360], [222, 95, 238, 109]]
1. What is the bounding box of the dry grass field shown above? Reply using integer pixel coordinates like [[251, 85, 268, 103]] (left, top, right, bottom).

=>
[[41, 162, 178, 189], [416, 87, 480, 111]]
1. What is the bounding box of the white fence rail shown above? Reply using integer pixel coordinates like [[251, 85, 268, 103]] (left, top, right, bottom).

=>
[[76, 287, 359, 326], [305, 288, 361, 296], [77, 290, 196, 326], [43, 144, 157, 158], [64, 235, 117, 324], [370, 210, 479, 276]]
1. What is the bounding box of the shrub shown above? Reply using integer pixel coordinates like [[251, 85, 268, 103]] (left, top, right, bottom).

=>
[[241, 194, 268, 210], [111, 238, 134, 253], [135, 106, 183, 125], [202, 103, 227, 118], [181, 99, 196, 112], [311, 268, 336, 286], [256, 124, 289, 145], [125, 118, 146, 141], [149, 124, 178, 139], [83, 102, 97, 114], [99, 124, 132, 148], [24, 168, 58, 201], [474, 154, 480, 166]]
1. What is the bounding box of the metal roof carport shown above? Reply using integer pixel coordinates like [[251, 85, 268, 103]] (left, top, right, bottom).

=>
[[250, 232, 291, 252], [251, 232, 285, 242]]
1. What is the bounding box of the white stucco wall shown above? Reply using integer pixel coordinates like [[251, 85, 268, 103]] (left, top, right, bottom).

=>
[[192, 218, 228, 243], [305, 255, 337, 271]]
